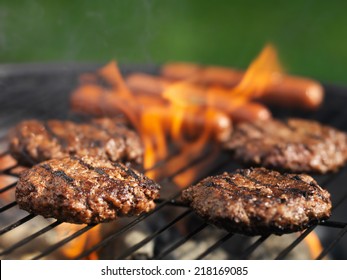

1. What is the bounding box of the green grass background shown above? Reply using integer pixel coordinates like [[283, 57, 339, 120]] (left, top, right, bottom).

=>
[[1, 0, 347, 85]]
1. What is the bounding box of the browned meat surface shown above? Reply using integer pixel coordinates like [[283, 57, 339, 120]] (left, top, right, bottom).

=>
[[91, 118, 143, 165], [182, 167, 331, 235], [15, 155, 160, 224], [223, 118, 347, 173], [9, 117, 143, 165]]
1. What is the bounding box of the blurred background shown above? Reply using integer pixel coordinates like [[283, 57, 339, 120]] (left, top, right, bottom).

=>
[[0, 0, 347, 85]]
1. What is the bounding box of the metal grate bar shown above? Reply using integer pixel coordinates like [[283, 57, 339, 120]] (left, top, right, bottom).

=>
[[0, 213, 36, 235], [1, 165, 19, 175], [154, 223, 208, 260], [0, 182, 17, 194], [75, 213, 150, 260], [0, 220, 62, 257], [195, 232, 234, 260], [153, 198, 188, 208], [75, 192, 183, 260], [274, 226, 316, 260], [75, 153, 230, 259], [0, 201, 17, 213], [32, 224, 97, 260], [332, 191, 347, 211], [239, 234, 270, 260], [319, 220, 347, 228], [156, 148, 216, 182], [316, 225, 347, 260], [116, 209, 192, 260]]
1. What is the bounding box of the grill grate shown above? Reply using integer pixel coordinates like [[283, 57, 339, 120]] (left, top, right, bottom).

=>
[[0, 63, 347, 260]]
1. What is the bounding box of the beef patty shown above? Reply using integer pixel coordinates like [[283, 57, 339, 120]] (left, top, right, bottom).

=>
[[9, 117, 143, 165], [223, 118, 347, 173], [181, 167, 331, 235], [15, 155, 160, 224]]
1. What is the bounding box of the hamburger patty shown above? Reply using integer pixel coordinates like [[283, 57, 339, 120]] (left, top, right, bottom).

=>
[[15, 156, 160, 224], [181, 167, 331, 235], [223, 118, 347, 173], [9, 117, 143, 165]]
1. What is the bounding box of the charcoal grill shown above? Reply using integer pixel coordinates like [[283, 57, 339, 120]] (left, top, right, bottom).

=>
[[0, 63, 346, 260]]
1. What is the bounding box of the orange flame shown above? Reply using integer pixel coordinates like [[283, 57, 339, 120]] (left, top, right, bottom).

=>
[[56, 224, 101, 260], [230, 44, 282, 99], [71, 44, 282, 184], [152, 44, 281, 182], [304, 230, 324, 259]]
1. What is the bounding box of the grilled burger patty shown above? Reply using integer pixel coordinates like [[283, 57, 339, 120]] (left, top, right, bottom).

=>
[[9, 117, 143, 165], [15, 156, 160, 224], [223, 118, 347, 173], [182, 167, 331, 235]]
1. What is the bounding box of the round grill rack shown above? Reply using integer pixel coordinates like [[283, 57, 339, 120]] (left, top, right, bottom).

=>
[[0, 63, 346, 260]]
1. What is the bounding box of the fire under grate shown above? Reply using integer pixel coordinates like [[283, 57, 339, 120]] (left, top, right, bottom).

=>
[[0, 63, 346, 260]]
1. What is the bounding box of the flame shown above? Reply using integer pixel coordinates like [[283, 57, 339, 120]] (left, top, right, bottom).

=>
[[83, 61, 220, 181], [231, 44, 282, 99], [304, 230, 324, 259], [163, 44, 282, 115], [56, 224, 101, 260], [71, 44, 282, 185], [153, 44, 281, 182], [172, 147, 220, 188]]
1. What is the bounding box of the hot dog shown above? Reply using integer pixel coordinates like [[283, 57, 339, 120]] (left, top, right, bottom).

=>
[[161, 62, 324, 110], [70, 85, 232, 143], [230, 102, 272, 123], [125, 73, 272, 123], [259, 75, 324, 110], [126, 73, 168, 95]]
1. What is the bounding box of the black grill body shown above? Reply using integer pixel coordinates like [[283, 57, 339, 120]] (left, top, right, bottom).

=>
[[0, 63, 346, 260]]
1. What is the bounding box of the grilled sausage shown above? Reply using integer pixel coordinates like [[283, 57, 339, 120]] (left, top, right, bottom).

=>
[[230, 102, 272, 123], [126, 73, 168, 95], [161, 62, 324, 110], [70, 87, 232, 143]]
